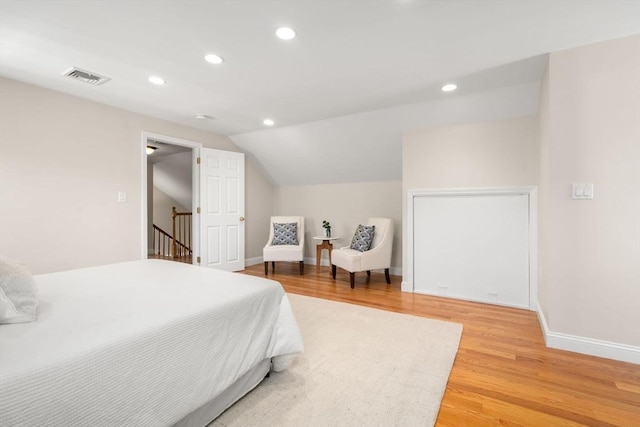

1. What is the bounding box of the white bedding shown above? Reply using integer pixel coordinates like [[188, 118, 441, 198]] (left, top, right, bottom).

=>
[[0, 260, 303, 426]]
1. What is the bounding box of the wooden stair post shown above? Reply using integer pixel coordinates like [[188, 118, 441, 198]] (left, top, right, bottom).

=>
[[171, 207, 178, 259]]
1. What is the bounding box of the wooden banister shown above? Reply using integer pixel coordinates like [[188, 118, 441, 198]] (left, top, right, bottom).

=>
[[152, 222, 192, 259], [151, 207, 192, 261], [171, 207, 192, 258], [152, 224, 174, 258]]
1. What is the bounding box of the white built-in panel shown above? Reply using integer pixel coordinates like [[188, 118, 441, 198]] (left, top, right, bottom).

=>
[[413, 194, 529, 308]]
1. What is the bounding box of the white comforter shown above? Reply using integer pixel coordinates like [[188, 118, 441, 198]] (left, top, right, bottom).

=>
[[0, 260, 303, 426]]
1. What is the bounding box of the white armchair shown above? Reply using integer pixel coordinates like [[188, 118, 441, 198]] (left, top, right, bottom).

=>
[[263, 216, 305, 275], [332, 217, 394, 288]]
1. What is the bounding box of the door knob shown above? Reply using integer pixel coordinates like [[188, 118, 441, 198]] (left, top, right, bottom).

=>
[[239, 217, 245, 222]]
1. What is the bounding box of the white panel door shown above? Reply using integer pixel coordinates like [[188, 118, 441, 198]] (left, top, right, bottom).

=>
[[413, 194, 529, 308], [199, 148, 245, 271]]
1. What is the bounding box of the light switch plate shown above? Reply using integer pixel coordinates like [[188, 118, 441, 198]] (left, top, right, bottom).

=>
[[118, 191, 127, 203], [572, 183, 594, 200]]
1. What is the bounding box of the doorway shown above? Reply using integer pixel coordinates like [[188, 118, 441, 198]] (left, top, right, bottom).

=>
[[141, 132, 201, 265], [140, 132, 247, 272]]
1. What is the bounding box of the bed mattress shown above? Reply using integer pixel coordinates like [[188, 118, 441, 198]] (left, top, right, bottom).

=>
[[0, 260, 303, 426]]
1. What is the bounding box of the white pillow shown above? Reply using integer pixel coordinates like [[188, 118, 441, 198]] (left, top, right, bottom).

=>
[[0, 257, 38, 324]]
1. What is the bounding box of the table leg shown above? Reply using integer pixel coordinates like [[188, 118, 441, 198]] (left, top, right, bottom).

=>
[[316, 244, 322, 271], [316, 240, 333, 273]]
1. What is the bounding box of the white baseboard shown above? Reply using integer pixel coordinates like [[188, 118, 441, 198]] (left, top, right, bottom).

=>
[[250, 257, 314, 267], [244, 256, 263, 267], [401, 280, 413, 292], [247, 257, 321, 268], [395, 289, 639, 364], [537, 303, 640, 364], [304, 256, 326, 267], [305, 257, 401, 276], [247, 255, 401, 277]]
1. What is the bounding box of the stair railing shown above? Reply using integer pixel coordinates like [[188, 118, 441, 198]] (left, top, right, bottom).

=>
[[152, 224, 174, 257], [151, 207, 192, 259], [171, 207, 192, 258]]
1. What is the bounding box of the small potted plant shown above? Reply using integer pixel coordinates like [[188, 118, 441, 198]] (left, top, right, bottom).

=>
[[322, 220, 331, 238]]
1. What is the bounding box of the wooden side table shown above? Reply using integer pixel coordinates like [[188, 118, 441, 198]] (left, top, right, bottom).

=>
[[312, 236, 340, 271]]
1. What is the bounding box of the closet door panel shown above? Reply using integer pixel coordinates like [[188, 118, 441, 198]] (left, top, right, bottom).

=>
[[413, 194, 529, 308]]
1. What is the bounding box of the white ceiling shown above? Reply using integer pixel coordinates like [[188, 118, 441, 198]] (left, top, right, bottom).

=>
[[1, 1, 639, 185]]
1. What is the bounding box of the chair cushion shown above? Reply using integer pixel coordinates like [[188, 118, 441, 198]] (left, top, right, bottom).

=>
[[272, 222, 299, 245], [349, 224, 375, 252], [263, 244, 304, 262], [0, 257, 38, 324]]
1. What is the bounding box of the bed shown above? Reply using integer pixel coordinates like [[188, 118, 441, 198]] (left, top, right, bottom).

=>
[[0, 259, 304, 426]]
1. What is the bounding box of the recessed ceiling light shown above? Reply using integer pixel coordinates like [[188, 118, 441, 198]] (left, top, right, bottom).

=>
[[276, 27, 296, 40], [146, 146, 157, 155], [263, 119, 275, 126], [149, 76, 166, 85], [441, 83, 457, 92], [195, 114, 214, 120], [204, 54, 224, 64]]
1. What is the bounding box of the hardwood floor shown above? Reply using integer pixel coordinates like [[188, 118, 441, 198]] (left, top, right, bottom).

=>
[[240, 262, 640, 426]]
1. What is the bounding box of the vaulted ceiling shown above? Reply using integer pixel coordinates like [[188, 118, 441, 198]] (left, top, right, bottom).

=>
[[1, 1, 638, 185]]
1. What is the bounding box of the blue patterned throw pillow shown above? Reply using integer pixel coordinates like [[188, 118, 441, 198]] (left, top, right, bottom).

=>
[[272, 223, 299, 245], [349, 224, 375, 252]]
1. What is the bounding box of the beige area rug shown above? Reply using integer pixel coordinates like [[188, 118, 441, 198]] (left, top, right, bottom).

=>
[[212, 294, 463, 427]]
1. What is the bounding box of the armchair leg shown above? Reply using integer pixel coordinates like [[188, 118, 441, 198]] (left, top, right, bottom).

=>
[[264, 262, 268, 275], [272, 262, 275, 272], [366, 270, 371, 277], [299, 261, 304, 275], [331, 264, 336, 279], [385, 268, 390, 284], [350, 272, 355, 289]]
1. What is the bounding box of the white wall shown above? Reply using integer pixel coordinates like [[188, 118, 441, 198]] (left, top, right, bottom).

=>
[[0, 77, 273, 274], [272, 181, 402, 273], [537, 59, 552, 336], [152, 151, 193, 209], [152, 187, 189, 238], [245, 154, 274, 264], [401, 35, 640, 363], [538, 35, 640, 356], [403, 116, 539, 190], [402, 116, 539, 279]]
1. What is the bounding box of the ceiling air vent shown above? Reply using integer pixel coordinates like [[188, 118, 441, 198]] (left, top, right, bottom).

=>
[[62, 67, 110, 85]]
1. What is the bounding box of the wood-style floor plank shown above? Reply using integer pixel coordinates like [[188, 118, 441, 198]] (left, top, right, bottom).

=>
[[240, 262, 640, 426]]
